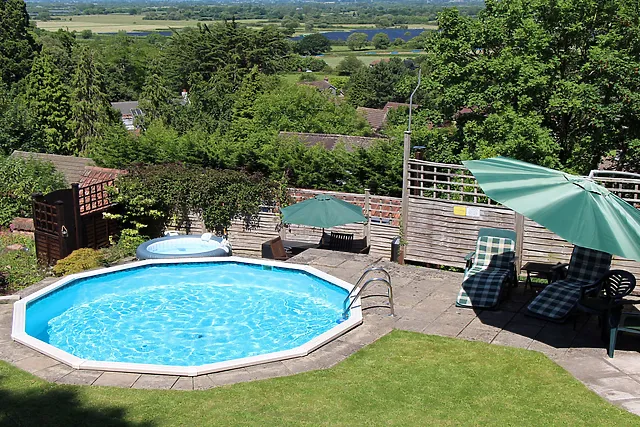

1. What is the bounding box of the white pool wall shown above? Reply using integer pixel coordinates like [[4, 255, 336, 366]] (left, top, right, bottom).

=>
[[12, 257, 363, 377]]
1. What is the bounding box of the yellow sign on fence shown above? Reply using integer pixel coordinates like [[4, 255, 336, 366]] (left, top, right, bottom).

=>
[[453, 206, 467, 216]]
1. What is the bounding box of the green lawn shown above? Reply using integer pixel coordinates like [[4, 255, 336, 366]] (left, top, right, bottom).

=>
[[1, 331, 635, 425]]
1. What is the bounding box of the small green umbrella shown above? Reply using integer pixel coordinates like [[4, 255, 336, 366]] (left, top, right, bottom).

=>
[[280, 195, 366, 229], [463, 156, 640, 261]]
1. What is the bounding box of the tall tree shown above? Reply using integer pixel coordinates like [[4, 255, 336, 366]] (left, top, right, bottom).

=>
[[0, 0, 39, 86], [295, 33, 331, 55], [139, 59, 174, 123], [24, 53, 74, 154], [347, 32, 368, 51], [71, 46, 111, 154], [372, 33, 391, 49], [419, 0, 640, 173]]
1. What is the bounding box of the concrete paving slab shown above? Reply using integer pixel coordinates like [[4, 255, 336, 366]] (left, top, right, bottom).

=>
[[193, 374, 215, 390], [554, 356, 622, 379], [57, 369, 103, 386], [491, 330, 536, 349], [93, 372, 140, 388], [33, 363, 75, 382], [457, 326, 500, 343], [13, 354, 60, 373], [245, 361, 292, 381], [171, 377, 194, 391], [619, 399, 640, 414], [586, 375, 640, 401], [132, 374, 179, 390], [208, 369, 255, 387], [606, 352, 640, 375]]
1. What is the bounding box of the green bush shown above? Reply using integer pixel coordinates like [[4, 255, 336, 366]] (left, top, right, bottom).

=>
[[0, 156, 67, 226], [52, 248, 104, 276], [101, 229, 147, 264], [109, 164, 279, 235], [0, 234, 45, 293]]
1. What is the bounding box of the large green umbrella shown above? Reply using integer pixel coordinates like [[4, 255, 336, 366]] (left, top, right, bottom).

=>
[[463, 156, 640, 261], [280, 195, 366, 229]]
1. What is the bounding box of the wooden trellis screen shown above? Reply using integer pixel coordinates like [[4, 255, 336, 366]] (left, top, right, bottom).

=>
[[32, 181, 120, 265], [404, 159, 640, 277]]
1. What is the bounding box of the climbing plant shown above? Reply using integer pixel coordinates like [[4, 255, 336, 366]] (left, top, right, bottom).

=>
[[109, 163, 278, 236]]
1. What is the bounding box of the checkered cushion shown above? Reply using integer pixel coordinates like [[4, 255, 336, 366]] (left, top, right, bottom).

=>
[[457, 235, 516, 308], [527, 280, 584, 320], [457, 267, 512, 308], [527, 246, 612, 321], [566, 246, 612, 283], [472, 236, 516, 270]]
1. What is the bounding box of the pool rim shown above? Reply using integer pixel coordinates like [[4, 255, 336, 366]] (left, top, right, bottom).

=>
[[11, 257, 363, 377], [136, 234, 231, 259]]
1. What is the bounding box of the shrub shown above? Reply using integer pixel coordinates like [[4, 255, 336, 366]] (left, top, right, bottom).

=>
[[0, 234, 45, 293], [0, 156, 67, 226], [53, 248, 104, 276], [109, 164, 278, 236], [101, 229, 147, 264]]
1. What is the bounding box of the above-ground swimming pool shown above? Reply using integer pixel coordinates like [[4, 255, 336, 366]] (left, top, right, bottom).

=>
[[12, 258, 362, 376], [136, 235, 231, 259]]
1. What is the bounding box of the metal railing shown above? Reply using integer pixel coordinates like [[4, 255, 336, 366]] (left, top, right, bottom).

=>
[[343, 267, 394, 318]]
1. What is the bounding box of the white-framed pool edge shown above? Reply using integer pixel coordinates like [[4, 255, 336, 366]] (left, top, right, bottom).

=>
[[11, 256, 363, 377]]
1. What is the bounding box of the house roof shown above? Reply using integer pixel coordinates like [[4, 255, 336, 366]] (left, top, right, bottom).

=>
[[370, 58, 391, 66], [303, 80, 333, 90], [110, 101, 140, 116], [357, 107, 387, 131], [279, 132, 383, 151], [10, 151, 123, 188], [10, 151, 95, 185], [79, 166, 125, 187], [382, 102, 419, 113]]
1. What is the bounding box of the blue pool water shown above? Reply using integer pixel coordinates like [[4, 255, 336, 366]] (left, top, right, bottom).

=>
[[25, 262, 348, 366]]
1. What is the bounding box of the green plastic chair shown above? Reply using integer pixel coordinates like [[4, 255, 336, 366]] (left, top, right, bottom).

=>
[[609, 311, 640, 358]]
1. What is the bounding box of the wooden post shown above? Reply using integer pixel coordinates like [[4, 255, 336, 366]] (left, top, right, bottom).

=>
[[364, 188, 371, 242], [71, 183, 82, 249], [515, 212, 525, 275], [31, 193, 43, 264], [400, 131, 411, 264]]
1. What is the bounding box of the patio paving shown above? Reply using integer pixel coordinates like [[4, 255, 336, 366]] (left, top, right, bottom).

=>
[[2, 249, 640, 416]]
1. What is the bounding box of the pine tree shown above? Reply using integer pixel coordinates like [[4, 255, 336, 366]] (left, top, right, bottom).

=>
[[25, 53, 74, 154], [0, 0, 39, 86], [71, 46, 111, 153], [139, 60, 174, 122]]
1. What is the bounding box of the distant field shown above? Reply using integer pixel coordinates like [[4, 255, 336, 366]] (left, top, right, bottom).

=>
[[408, 23, 438, 30], [36, 15, 438, 34], [322, 51, 423, 68], [36, 14, 203, 32]]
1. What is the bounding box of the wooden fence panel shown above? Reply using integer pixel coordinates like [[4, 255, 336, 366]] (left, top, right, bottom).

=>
[[404, 160, 640, 277], [34, 231, 61, 265], [370, 223, 398, 259], [227, 212, 280, 257], [405, 198, 515, 268], [223, 188, 401, 259], [522, 218, 640, 277]]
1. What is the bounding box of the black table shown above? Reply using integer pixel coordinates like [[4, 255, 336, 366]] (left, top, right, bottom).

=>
[[522, 262, 560, 291], [261, 239, 319, 259]]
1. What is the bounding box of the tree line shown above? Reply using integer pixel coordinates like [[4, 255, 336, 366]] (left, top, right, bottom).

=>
[[2, 0, 640, 204]]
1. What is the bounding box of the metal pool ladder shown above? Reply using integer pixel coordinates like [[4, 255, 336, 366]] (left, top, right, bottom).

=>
[[342, 267, 394, 318]]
